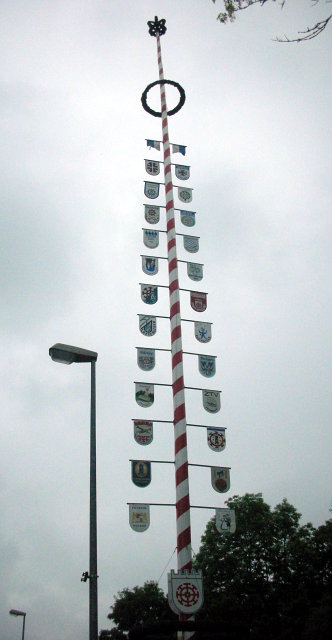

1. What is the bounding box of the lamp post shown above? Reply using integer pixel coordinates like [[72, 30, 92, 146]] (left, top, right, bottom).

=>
[[49, 343, 98, 640], [9, 610, 26, 640]]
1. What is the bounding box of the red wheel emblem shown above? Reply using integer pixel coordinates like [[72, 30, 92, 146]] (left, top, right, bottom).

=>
[[176, 582, 200, 608]]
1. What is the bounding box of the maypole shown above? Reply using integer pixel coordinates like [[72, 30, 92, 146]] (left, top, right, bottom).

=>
[[155, 24, 192, 575], [129, 14, 236, 638]]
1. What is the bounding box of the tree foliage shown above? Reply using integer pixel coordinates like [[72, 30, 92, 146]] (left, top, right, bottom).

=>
[[106, 581, 175, 636], [104, 495, 332, 639], [212, 0, 332, 41], [193, 493, 332, 640]]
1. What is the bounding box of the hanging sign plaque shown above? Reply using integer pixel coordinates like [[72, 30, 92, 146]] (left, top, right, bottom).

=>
[[215, 508, 236, 534], [178, 187, 192, 203], [139, 315, 157, 337], [180, 210, 196, 227], [142, 256, 158, 276], [137, 348, 155, 371], [143, 229, 159, 248], [202, 390, 220, 413], [144, 205, 160, 225], [207, 427, 226, 452], [131, 460, 151, 488], [198, 354, 216, 378], [141, 285, 158, 305], [145, 160, 160, 176], [195, 321, 211, 343], [135, 382, 154, 407], [134, 420, 153, 445], [211, 467, 230, 493], [190, 291, 207, 312], [183, 235, 199, 253], [129, 504, 150, 532], [175, 164, 190, 181], [144, 181, 160, 199], [187, 263, 203, 281]]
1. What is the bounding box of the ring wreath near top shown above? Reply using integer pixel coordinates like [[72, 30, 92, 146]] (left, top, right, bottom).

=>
[[141, 80, 186, 117]]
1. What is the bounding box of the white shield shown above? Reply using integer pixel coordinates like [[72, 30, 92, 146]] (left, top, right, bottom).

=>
[[168, 570, 204, 615], [202, 390, 220, 413], [187, 262, 203, 281], [142, 256, 159, 276], [137, 348, 155, 371], [144, 205, 160, 224], [190, 291, 207, 312], [183, 236, 199, 253], [135, 382, 154, 407], [211, 467, 230, 493], [129, 504, 150, 532], [175, 164, 190, 180], [216, 508, 236, 534], [180, 210, 196, 227], [134, 420, 153, 445], [178, 187, 192, 203], [141, 285, 158, 305], [143, 229, 159, 249], [144, 181, 160, 199], [207, 427, 226, 452], [139, 315, 157, 337], [145, 159, 160, 176], [131, 460, 151, 487], [195, 321, 212, 343], [198, 354, 216, 378]]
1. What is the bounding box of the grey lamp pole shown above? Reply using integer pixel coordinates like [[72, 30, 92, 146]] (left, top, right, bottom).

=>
[[9, 610, 26, 640], [49, 343, 98, 640]]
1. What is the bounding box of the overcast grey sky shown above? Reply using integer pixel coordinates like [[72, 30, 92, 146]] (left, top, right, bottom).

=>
[[0, 1, 331, 639]]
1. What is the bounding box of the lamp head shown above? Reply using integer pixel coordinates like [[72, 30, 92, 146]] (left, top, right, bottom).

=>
[[9, 610, 26, 617], [49, 343, 98, 364]]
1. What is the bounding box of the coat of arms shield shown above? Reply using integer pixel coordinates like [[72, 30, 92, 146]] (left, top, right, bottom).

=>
[[194, 321, 211, 343], [180, 210, 196, 227], [198, 354, 216, 378], [141, 285, 158, 305], [207, 427, 226, 452], [175, 164, 190, 180], [139, 315, 157, 337], [215, 508, 236, 534], [129, 504, 150, 532], [211, 467, 230, 493], [145, 160, 160, 176], [143, 229, 159, 249], [202, 389, 221, 413], [190, 291, 207, 312], [187, 262, 203, 281], [133, 420, 153, 445], [131, 460, 151, 488], [135, 382, 154, 407], [183, 236, 199, 253], [144, 181, 160, 199], [142, 256, 158, 276], [178, 187, 192, 203], [144, 205, 160, 224], [137, 348, 155, 371], [168, 570, 204, 615]]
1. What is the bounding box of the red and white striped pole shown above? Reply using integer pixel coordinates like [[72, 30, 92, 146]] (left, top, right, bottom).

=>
[[155, 35, 193, 577]]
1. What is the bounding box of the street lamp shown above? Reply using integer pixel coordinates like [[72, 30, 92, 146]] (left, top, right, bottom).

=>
[[49, 343, 98, 640], [9, 610, 26, 640]]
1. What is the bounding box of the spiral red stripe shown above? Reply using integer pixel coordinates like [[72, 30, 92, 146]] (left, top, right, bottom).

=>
[[171, 324, 181, 341]]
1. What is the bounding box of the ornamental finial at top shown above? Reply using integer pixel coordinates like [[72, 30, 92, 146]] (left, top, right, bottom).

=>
[[147, 16, 167, 37]]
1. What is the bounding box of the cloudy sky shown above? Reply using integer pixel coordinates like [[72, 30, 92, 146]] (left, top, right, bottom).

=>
[[0, 1, 331, 638]]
